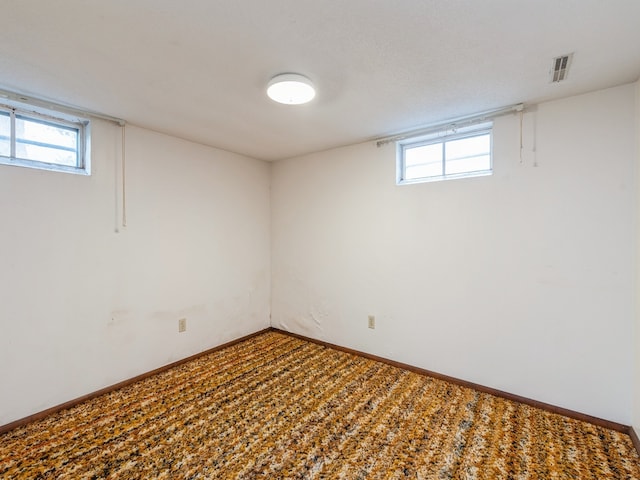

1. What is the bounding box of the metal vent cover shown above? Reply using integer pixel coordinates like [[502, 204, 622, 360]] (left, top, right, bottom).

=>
[[550, 53, 573, 83]]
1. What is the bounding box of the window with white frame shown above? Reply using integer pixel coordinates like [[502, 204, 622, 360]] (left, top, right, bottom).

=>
[[396, 122, 492, 184], [0, 102, 90, 175]]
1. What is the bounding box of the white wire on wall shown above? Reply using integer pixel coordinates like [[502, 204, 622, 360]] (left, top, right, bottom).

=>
[[121, 124, 127, 228], [517, 108, 538, 168], [520, 110, 524, 163], [114, 123, 128, 233]]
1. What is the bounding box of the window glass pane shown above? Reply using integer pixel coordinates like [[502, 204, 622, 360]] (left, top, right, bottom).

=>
[[0, 111, 9, 157], [15, 115, 78, 166], [446, 134, 490, 161], [446, 154, 491, 175], [444, 134, 491, 175], [15, 141, 77, 166], [404, 143, 443, 179]]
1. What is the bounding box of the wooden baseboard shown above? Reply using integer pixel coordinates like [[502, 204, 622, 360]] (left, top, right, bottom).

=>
[[629, 427, 640, 457], [0, 328, 271, 435], [271, 327, 631, 434]]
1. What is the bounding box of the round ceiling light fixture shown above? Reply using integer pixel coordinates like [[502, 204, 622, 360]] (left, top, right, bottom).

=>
[[267, 73, 316, 105]]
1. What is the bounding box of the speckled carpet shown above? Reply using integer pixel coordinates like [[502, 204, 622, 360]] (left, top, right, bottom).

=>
[[1, 331, 639, 479]]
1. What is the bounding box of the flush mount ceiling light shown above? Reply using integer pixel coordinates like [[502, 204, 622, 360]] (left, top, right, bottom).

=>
[[267, 73, 316, 105]]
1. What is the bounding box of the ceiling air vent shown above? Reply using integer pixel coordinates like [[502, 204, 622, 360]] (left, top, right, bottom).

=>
[[550, 53, 573, 83]]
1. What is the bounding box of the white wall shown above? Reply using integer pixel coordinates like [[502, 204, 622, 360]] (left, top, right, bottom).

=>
[[271, 83, 637, 424], [0, 123, 271, 425]]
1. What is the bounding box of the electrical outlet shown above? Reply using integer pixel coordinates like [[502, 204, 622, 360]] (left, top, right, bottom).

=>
[[178, 318, 187, 333], [368, 315, 375, 329]]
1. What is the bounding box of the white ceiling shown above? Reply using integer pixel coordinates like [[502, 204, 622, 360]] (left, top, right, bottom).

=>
[[1, 1, 639, 161]]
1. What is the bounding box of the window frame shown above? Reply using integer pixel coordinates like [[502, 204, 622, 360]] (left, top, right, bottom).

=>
[[396, 121, 493, 185], [0, 101, 90, 175]]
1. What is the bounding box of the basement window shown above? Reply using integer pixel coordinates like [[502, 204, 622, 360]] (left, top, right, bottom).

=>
[[396, 122, 492, 184], [0, 102, 90, 175]]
